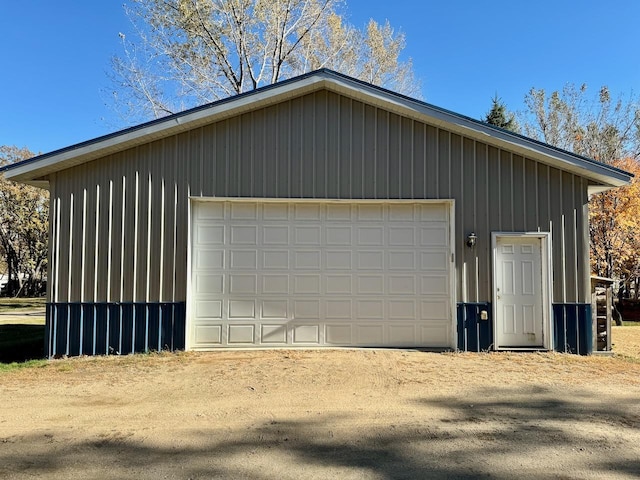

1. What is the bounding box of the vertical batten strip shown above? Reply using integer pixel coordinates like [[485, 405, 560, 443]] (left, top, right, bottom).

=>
[[79, 188, 88, 355], [158, 177, 165, 351], [172, 181, 178, 303], [93, 184, 100, 354], [573, 207, 579, 301], [119, 176, 126, 353], [52, 197, 61, 356], [131, 171, 140, 352], [561, 214, 567, 303], [66, 193, 74, 356], [106, 180, 113, 353], [145, 172, 153, 350], [485, 144, 490, 291]]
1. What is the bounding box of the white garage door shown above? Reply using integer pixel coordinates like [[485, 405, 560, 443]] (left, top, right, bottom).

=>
[[188, 199, 454, 349]]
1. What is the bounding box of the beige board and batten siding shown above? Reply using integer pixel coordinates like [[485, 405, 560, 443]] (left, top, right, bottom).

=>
[[47, 89, 591, 308]]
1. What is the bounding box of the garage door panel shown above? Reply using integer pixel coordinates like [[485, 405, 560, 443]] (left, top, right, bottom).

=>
[[357, 226, 384, 246], [194, 301, 223, 319], [261, 275, 289, 294], [195, 249, 224, 270], [325, 275, 352, 294], [230, 203, 257, 219], [294, 204, 321, 220], [263, 204, 290, 220], [294, 251, 321, 269], [389, 204, 415, 221], [293, 299, 320, 319], [189, 200, 453, 349], [230, 225, 258, 245], [292, 324, 320, 343], [326, 204, 351, 220], [358, 251, 384, 270], [357, 275, 385, 295], [420, 252, 449, 270], [389, 300, 417, 319], [389, 227, 416, 246], [388, 324, 418, 345], [228, 300, 255, 318], [420, 323, 451, 346], [228, 324, 255, 343], [326, 251, 352, 269], [326, 299, 353, 319], [295, 225, 322, 245], [229, 274, 257, 294], [388, 251, 416, 270], [193, 325, 222, 344], [357, 204, 384, 220], [356, 300, 384, 319], [263, 226, 289, 245], [196, 225, 225, 245], [230, 250, 258, 269], [262, 250, 289, 269], [195, 202, 224, 220], [293, 275, 321, 294], [420, 300, 449, 320], [421, 227, 448, 246], [421, 275, 450, 295], [194, 274, 224, 294], [388, 275, 417, 295], [326, 226, 352, 245], [326, 324, 353, 344], [261, 300, 288, 319], [356, 324, 384, 344], [261, 324, 288, 343]]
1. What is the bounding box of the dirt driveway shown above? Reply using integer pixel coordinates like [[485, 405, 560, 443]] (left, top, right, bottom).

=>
[[1, 332, 640, 479]]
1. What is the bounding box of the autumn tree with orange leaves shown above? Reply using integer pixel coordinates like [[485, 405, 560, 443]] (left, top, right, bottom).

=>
[[0, 146, 48, 296], [590, 158, 640, 295]]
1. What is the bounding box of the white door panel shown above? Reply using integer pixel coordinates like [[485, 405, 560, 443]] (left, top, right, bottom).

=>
[[494, 236, 546, 348], [189, 200, 454, 349]]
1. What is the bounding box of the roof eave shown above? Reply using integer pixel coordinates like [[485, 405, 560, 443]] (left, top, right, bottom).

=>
[[4, 73, 332, 184], [320, 75, 632, 188], [4, 69, 633, 189]]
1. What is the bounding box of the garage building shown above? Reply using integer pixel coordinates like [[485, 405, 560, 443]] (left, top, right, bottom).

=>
[[4, 70, 631, 356]]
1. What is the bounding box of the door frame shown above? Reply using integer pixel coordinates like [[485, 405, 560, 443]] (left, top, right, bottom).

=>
[[491, 232, 553, 351]]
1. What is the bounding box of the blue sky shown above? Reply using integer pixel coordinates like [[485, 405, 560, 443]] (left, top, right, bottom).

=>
[[2, 1, 639, 155]]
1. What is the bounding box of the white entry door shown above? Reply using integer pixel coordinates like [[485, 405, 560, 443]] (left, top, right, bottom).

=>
[[493, 234, 551, 349]]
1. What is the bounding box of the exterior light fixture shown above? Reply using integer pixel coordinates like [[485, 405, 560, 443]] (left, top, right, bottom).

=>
[[466, 232, 477, 248]]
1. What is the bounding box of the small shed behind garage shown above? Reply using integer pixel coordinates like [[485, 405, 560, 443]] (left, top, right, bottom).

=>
[[3, 69, 632, 356]]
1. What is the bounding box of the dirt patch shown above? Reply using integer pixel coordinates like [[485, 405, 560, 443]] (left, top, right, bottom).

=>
[[613, 325, 640, 359], [1, 342, 640, 479]]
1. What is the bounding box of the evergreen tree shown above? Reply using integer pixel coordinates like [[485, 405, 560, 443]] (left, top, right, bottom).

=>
[[484, 94, 519, 132]]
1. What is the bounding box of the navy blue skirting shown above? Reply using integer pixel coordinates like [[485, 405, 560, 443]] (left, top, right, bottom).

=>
[[45, 302, 186, 357], [457, 302, 592, 355]]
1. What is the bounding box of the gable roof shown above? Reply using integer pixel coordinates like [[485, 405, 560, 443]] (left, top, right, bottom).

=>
[[3, 69, 632, 191]]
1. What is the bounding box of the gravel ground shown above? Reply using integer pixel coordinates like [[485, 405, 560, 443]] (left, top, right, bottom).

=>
[[1, 327, 639, 479]]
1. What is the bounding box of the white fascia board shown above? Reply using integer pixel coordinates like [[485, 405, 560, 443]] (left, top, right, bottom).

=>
[[4, 75, 328, 184], [588, 185, 617, 195]]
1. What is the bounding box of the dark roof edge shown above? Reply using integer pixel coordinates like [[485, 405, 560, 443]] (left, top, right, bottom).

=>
[[2, 68, 633, 184], [1, 69, 328, 174]]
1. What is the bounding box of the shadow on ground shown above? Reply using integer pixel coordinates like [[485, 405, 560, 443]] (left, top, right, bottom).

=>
[[0, 324, 44, 363], [1, 386, 639, 479]]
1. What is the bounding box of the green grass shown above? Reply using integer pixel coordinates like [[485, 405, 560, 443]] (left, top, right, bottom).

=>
[[0, 358, 49, 372], [0, 297, 46, 312], [623, 320, 640, 327]]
